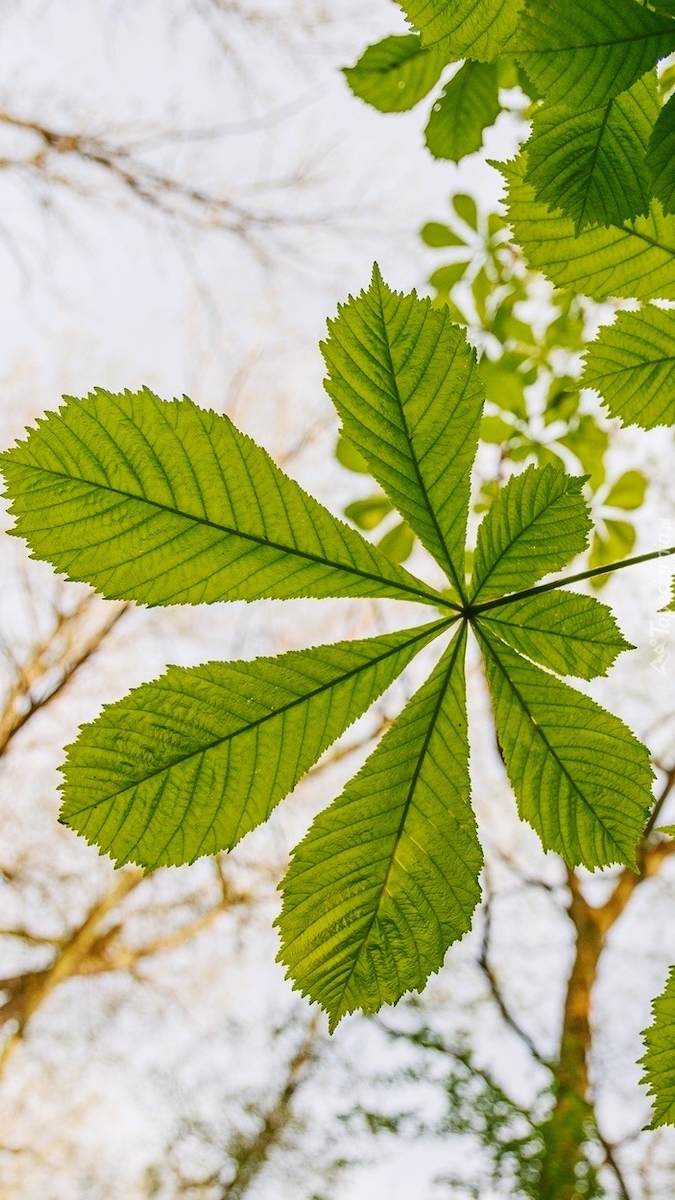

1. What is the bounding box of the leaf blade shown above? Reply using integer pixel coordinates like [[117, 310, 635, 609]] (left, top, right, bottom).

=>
[[524, 74, 658, 232], [478, 629, 654, 869], [399, 0, 523, 62], [322, 267, 484, 600], [502, 154, 675, 301], [470, 465, 591, 604], [641, 966, 675, 1128], [0, 389, 443, 608], [278, 626, 481, 1028], [582, 305, 675, 428], [647, 92, 675, 215], [425, 61, 501, 162], [60, 620, 448, 868], [515, 0, 675, 110], [343, 33, 448, 113], [481, 589, 631, 679]]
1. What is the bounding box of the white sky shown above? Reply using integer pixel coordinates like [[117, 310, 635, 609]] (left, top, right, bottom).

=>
[[1, 2, 675, 1197]]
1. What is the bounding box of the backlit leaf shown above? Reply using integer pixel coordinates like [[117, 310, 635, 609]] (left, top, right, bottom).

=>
[[515, 0, 675, 110], [278, 626, 481, 1028], [60, 620, 447, 869], [502, 155, 675, 301], [605, 470, 648, 511], [641, 967, 675, 1127], [0, 389, 441, 608], [425, 61, 501, 161], [344, 494, 393, 530], [378, 520, 416, 564], [344, 33, 448, 113], [420, 221, 467, 248], [322, 265, 484, 599], [647, 92, 675, 214], [481, 589, 631, 679], [525, 74, 658, 232], [582, 305, 675, 428], [470, 465, 591, 603], [478, 629, 654, 868], [399, 0, 523, 62]]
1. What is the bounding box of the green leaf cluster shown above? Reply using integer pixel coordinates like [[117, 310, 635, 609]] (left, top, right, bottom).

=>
[[0, 270, 657, 1032], [344, 0, 675, 242]]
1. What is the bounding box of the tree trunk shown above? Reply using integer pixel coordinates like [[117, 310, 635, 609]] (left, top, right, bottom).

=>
[[538, 873, 604, 1198]]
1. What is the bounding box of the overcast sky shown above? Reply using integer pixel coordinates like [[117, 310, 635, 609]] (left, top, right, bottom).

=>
[[2, 4, 675, 1197]]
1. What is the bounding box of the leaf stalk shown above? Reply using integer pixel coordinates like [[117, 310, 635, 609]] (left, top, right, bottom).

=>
[[465, 543, 675, 617]]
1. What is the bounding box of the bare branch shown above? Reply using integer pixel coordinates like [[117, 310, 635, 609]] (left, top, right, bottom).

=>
[[598, 1134, 633, 1200], [644, 764, 675, 839], [0, 110, 339, 254], [0, 868, 143, 1072], [478, 875, 551, 1069], [0, 854, 262, 1086], [218, 1017, 321, 1199], [0, 596, 128, 759]]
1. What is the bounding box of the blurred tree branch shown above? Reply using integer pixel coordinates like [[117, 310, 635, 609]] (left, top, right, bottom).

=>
[[478, 873, 552, 1069], [0, 593, 128, 759], [0, 110, 333, 252], [0, 855, 256, 1074]]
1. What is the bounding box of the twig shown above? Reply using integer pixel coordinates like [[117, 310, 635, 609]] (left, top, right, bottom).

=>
[[599, 1134, 632, 1200], [0, 598, 128, 758], [478, 878, 551, 1069]]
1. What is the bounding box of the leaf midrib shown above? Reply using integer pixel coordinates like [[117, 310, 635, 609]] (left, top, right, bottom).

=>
[[525, 27, 675, 54], [476, 625, 629, 863], [588, 351, 675, 377], [373, 278, 468, 601], [9, 458, 451, 611], [576, 97, 613, 231], [64, 617, 454, 818], [470, 478, 581, 602], [484, 610, 623, 648], [331, 626, 466, 1024]]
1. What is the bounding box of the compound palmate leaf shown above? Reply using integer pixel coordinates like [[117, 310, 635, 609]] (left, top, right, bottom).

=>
[[0, 388, 441, 609], [525, 73, 658, 233], [322, 265, 483, 601], [343, 33, 448, 113], [399, 0, 523, 62], [514, 0, 675, 110], [60, 621, 447, 868], [641, 967, 675, 1128], [278, 625, 481, 1029], [582, 305, 675, 428], [0, 267, 657, 1028], [503, 155, 675, 301], [476, 629, 654, 869]]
